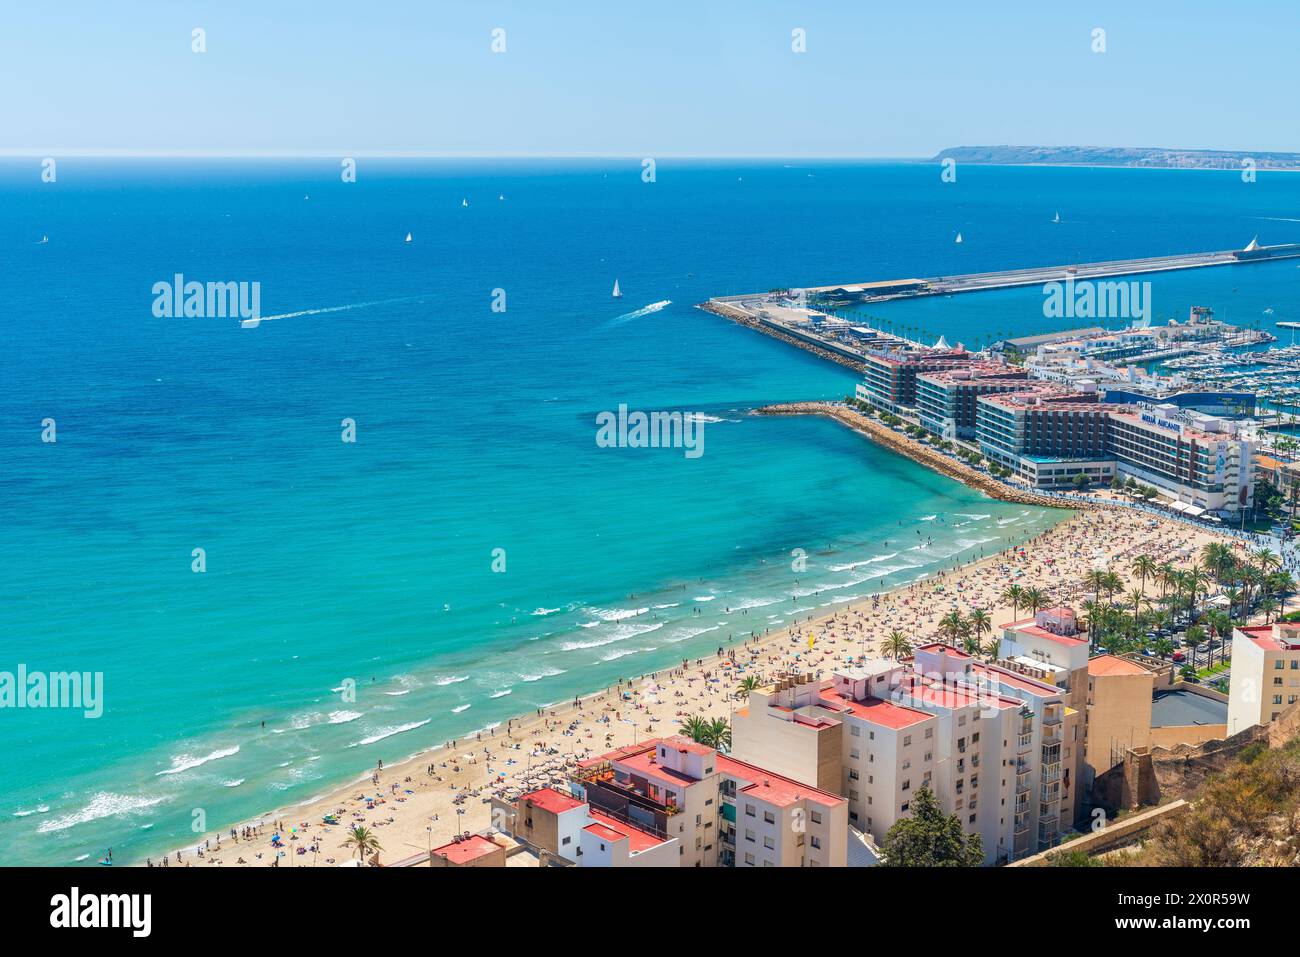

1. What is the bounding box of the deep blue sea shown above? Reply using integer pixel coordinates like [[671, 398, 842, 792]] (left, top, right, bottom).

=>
[[3, 159, 1300, 865]]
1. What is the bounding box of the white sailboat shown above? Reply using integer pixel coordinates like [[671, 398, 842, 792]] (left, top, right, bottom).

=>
[[38, 235, 49, 244], [955, 232, 963, 244], [461, 198, 469, 208], [612, 279, 623, 299], [405, 232, 413, 243], [1053, 211, 1061, 224], [498, 194, 505, 201]]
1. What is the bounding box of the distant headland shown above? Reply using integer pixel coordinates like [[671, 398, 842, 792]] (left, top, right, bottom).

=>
[[933, 145, 1300, 171]]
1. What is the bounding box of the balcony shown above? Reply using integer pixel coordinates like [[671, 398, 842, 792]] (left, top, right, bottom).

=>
[[1041, 726, 1062, 746], [1040, 785, 1060, 804], [1041, 765, 1061, 784]]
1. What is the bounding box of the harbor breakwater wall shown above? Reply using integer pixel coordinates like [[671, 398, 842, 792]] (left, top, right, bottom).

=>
[[753, 402, 1095, 511], [699, 301, 867, 372]]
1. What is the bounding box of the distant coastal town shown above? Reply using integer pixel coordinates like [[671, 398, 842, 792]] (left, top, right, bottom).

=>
[[933, 145, 1300, 171]]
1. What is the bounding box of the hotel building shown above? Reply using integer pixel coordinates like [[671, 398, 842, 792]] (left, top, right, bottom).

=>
[[974, 388, 1254, 514], [856, 347, 975, 415], [1228, 622, 1300, 734], [915, 365, 1031, 440]]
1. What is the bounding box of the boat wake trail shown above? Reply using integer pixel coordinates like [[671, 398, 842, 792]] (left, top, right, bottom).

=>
[[241, 294, 432, 328], [603, 300, 672, 328]]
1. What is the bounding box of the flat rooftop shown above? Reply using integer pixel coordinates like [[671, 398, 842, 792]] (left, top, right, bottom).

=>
[[1151, 689, 1228, 728]]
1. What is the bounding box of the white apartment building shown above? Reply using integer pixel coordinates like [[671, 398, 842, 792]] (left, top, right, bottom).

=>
[[1228, 622, 1300, 734], [569, 735, 848, 868], [731, 646, 1079, 864]]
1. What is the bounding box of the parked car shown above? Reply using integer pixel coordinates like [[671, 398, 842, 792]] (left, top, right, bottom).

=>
[[1172, 651, 1186, 663]]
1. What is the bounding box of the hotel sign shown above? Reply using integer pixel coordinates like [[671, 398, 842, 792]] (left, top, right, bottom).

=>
[[1140, 412, 1183, 435]]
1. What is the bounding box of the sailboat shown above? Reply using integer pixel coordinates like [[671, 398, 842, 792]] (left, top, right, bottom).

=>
[[38, 235, 48, 244], [405, 232, 413, 243], [461, 198, 469, 208], [612, 279, 623, 299], [498, 194, 505, 201], [955, 232, 963, 244], [1053, 211, 1061, 224]]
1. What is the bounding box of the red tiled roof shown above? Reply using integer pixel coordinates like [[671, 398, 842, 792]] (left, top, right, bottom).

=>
[[1088, 655, 1151, 677], [430, 834, 501, 865], [818, 689, 932, 728], [584, 810, 666, 853], [519, 787, 585, 815], [1001, 619, 1088, 647], [715, 755, 845, 809]]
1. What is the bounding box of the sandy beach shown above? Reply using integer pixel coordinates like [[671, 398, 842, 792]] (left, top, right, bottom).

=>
[[150, 507, 1237, 868]]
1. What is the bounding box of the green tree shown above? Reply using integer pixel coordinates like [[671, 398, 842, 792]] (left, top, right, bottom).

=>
[[880, 630, 912, 660], [938, 611, 968, 646], [880, 784, 983, 867], [343, 825, 383, 863], [1001, 584, 1025, 620]]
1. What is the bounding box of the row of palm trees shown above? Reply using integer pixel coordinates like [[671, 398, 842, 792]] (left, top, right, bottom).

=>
[[1078, 545, 1295, 673]]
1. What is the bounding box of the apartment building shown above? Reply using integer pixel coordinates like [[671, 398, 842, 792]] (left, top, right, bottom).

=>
[[568, 735, 848, 868], [731, 646, 1079, 863], [1228, 622, 1300, 734], [570, 736, 720, 867], [1084, 655, 1156, 782], [716, 753, 848, 867]]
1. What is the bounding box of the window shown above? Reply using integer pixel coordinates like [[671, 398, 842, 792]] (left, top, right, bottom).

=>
[[763, 811, 775, 824], [1276, 660, 1285, 670], [744, 853, 754, 865], [745, 804, 756, 817], [925, 728, 933, 739], [851, 725, 860, 737], [810, 810, 822, 825], [811, 836, 821, 849], [902, 779, 911, 792], [763, 836, 775, 850], [850, 748, 860, 760], [903, 735, 912, 746], [849, 769, 859, 781], [745, 829, 755, 843]]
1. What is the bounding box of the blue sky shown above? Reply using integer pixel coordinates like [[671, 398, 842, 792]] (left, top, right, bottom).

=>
[[3, 1, 1298, 156]]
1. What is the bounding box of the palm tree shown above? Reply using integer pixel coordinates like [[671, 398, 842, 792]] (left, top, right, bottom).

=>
[[982, 635, 1001, 660], [968, 608, 992, 647], [342, 825, 382, 863], [1253, 548, 1281, 576], [938, 611, 968, 646], [1260, 596, 1281, 624], [961, 635, 982, 656], [1083, 570, 1107, 608], [1101, 571, 1124, 606], [1157, 562, 1178, 598], [1127, 588, 1148, 618], [734, 674, 762, 699], [1002, 583, 1025, 621], [1153, 636, 1175, 660], [1131, 554, 1158, 594], [1022, 587, 1047, 616], [706, 717, 732, 752], [681, 714, 710, 743], [880, 630, 912, 660], [1199, 542, 1234, 585]]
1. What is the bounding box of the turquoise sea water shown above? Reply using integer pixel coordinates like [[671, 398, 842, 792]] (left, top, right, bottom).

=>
[[3, 159, 1300, 865]]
